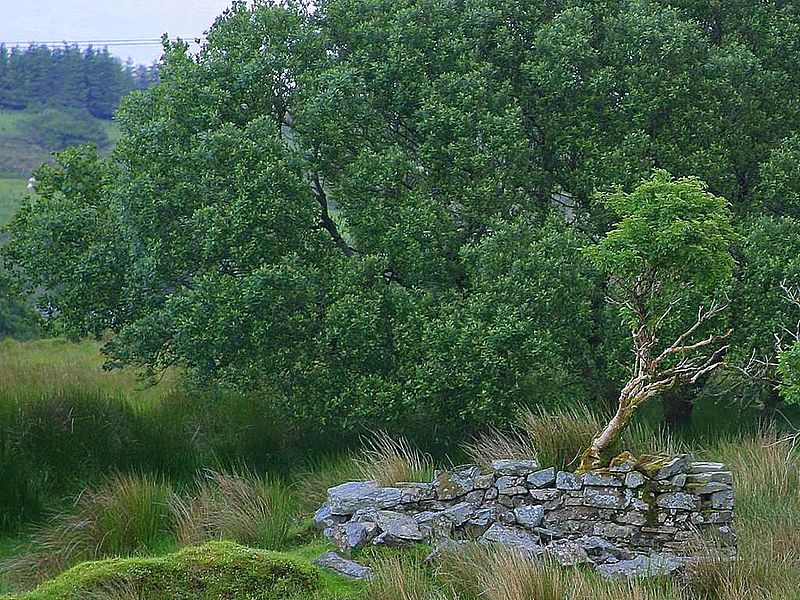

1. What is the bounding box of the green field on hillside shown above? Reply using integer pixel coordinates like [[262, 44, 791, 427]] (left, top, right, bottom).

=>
[[0, 108, 119, 178], [0, 177, 27, 226]]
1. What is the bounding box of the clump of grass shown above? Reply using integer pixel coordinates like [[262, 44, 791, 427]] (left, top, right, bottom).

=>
[[353, 431, 434, 486], [716, 429, 800, 520], [437, 543, 578, 600], [518, 404, 603, 470], [626, 420, 688, 458], [2, 473, 174, 590], [171, 469, 298, 550], [293, 453, 364, 510], [462, 426, 538, 470], [364, 554, 449, 600]]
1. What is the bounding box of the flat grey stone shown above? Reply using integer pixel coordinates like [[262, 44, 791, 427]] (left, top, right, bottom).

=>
[[691, 482, 730, 495], [546, 539, 589, 566], [595, 553, 685, 579], [494, 476, 517, 491], [584, 472, 623, 487], [624, 471, 646, 488], [376, 510, 425, 541], [472, 474, 495, 489], [527, 467, 556, 488], [439, 502, 476, 527], [499, 486, 528, 496], [332, 521, 376, 552], [399, 482, 434, 503], [616, 511, 647, 526], [327, 481, 402, 515], [314, 551, 374, 580], [466, 507, 495, 534], [514, 504, 545, 529], [464, 489, 486, 506], [655, 455, 692, 480], [710, 490, 734, 510], [480, 523, 544, 554], [688, 461, 725, 474], [669, 474, 687, 488], [556, 471, 583, 490], [687, 471, 733, 485], [491, 459, 540, 476], [434, 467, 479, 500], [584, 487, 624, 509], [592, 522, 635, 540], [656, 492, 700, 511]]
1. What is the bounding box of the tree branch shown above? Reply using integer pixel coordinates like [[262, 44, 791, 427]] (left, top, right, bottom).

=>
[[310, 173, 356, 257]]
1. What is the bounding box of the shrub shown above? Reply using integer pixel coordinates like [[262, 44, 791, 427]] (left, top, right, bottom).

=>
[[22, 108, 109, 151]]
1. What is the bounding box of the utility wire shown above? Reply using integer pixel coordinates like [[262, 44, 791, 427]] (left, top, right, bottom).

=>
[[0, 37, 203, 47]]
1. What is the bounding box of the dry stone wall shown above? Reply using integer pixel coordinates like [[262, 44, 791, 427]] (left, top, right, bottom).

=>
[[315, 454, 736, 578]]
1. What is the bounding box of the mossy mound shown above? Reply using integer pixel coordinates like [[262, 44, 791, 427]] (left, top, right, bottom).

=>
[[12, 541, 321, 599]]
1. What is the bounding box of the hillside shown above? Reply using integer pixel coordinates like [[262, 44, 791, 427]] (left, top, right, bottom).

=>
[[0, 108, 119, 225]]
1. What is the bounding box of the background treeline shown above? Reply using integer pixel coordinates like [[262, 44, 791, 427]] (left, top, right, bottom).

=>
[[0, 44, 158, 119]]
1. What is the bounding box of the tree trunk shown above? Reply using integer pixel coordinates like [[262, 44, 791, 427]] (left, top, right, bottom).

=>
[[577, 393, 637, 473]]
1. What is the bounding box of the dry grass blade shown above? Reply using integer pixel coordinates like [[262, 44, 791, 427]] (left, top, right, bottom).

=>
[[171, 468, 297, 550], [462, 426, 538, 470], [364, 554, 450, 600], [354, 431, 434, 486], [518, 404, 602, 470]]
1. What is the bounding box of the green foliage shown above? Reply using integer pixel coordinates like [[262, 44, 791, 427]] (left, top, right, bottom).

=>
[[4, 0, 800, 433], [11, 542, 322, 600], [779, 342, 800, 405], [756, 134, 800, 219], [590, 170, 735, 295]]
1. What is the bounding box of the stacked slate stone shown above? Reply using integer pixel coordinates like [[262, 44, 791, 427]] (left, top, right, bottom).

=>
[[314, 455, 736, 579]]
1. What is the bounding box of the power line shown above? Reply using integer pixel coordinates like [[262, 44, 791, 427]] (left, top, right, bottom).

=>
[[0, 37, 204, 47]]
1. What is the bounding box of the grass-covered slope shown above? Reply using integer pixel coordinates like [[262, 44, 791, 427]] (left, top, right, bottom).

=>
[[0, 177, 27, 227], [0, 107, 120, 226], [2, 542, 322, 600]]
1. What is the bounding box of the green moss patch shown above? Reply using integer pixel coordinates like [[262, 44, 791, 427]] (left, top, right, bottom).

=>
[[14, 541, 322, 600]]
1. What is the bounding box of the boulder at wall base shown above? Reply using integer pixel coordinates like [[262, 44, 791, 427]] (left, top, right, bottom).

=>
[[595, 553, 687, 579], [314, 551, 374, 580], [480, 523, 545, 555]]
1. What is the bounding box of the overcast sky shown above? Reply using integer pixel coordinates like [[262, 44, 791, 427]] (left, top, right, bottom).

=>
[[0, 0, 235, 65]]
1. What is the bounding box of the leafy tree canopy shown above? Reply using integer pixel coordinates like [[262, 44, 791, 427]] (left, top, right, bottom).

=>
[[4, 0, 800, 434]]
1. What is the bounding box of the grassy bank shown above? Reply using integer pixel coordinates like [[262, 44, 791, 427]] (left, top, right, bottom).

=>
[[0, 177, 26, 227]]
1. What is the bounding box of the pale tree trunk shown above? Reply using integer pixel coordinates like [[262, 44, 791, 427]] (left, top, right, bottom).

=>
[[577, 300, 730, 473]]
